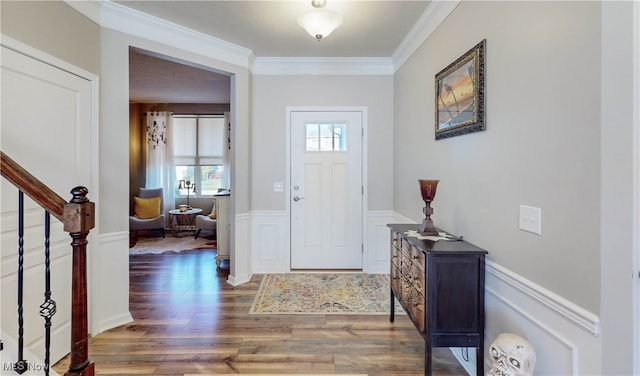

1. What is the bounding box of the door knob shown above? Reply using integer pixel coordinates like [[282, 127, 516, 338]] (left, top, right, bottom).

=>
[[293, 196, 304, 202]]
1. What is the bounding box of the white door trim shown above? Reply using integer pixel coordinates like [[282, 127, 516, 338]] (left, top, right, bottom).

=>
[[285, 106, 368, 271], [633, 1, 640, 372]]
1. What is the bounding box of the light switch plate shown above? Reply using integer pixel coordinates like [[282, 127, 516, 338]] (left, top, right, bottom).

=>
[[519, 205, 542, 235]]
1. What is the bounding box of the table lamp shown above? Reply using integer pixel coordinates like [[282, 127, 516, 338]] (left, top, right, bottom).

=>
[[178, 180, 197, 209]]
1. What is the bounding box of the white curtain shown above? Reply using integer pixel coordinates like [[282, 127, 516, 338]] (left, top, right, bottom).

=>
[[223, 111, 231, 191], [146, 111, 175, 216]]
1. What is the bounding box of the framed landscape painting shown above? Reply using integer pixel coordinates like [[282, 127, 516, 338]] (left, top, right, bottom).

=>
[[435, 39, 486, 140]]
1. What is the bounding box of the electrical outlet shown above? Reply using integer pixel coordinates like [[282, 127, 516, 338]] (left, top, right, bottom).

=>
[[519, 205, 541, 235]]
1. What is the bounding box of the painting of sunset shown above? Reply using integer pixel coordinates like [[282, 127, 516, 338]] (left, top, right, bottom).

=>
[[436, 58, 476, 129]]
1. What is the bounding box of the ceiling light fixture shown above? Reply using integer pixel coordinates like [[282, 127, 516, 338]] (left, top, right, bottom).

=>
[[297, 0, 343, 41]]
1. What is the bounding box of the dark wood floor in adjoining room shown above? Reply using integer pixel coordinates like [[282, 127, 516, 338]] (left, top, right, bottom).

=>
[[54, 248, 467, 375]]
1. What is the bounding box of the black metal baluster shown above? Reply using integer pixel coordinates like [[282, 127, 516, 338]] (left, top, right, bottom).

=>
[[39, 211, 57, 376], [15, 191, 27, 374]]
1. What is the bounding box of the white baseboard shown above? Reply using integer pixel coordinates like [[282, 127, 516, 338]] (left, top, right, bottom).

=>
[[226, 274, 251, 286], [93, 312, 134, 335]]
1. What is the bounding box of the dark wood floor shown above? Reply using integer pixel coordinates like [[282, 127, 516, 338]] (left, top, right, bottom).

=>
[[54, 248, 468, 375]]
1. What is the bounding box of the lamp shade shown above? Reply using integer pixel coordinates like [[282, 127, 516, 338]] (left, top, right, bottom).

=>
[[297, 8, 343, 41]]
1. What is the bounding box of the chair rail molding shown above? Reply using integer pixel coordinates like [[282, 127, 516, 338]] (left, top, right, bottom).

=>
[[487, 261, 600, 336], [482, 259, 601, 374]]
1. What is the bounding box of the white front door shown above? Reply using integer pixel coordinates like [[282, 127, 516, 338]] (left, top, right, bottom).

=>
[[290, 110, 363, 269]]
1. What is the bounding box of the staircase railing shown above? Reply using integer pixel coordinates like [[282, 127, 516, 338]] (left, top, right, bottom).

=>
[[1, 151, 95, 376]]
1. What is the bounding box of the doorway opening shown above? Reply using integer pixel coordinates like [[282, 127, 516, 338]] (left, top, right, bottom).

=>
[[128, 47, 232, 260]]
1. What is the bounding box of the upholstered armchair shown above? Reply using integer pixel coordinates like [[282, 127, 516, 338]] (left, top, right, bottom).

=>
[[129, 187, 165, 238], [194, 197, 217, 239]]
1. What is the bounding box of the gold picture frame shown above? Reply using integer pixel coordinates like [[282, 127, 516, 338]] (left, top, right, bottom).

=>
[[435, 39, 486, 140]]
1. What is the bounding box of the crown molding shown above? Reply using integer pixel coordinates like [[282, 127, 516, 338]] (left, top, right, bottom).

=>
[[252, 57, 393, 76], [64, 0, 102, 25], [64, 0, 254, 69], [392, 0, 462, 73], [64, 0, 458, 76], [251, 0, 459, 76]]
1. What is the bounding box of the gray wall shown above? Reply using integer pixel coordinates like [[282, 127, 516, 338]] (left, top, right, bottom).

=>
[[395, 0, 601, 313], [252, 75, 394, 211], [1, 1, 100, 74], [395, 1, 637, 373]]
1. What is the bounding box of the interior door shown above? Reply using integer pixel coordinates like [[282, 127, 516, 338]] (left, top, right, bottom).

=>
[[1, 44, 93, 364], [290, 110, 363, 269]]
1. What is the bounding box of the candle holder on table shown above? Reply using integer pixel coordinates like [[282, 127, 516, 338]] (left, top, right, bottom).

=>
[[418, 179, 439, 236]]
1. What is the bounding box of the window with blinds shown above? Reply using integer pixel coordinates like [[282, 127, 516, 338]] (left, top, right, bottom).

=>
[[173, 115, 225, 196]]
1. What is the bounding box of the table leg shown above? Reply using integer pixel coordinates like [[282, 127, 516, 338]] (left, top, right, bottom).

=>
[[476, 345, 484, 376], [425, 343, 432, 376], [390, 288, 395, 323]]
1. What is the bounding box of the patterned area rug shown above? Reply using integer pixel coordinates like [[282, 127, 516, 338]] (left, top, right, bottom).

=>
[[129, 236, 216, 255], [249, 273, 400, 315]]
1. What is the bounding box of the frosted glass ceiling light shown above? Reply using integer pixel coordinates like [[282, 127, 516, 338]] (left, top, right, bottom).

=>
[[297, 0, 343, 41]]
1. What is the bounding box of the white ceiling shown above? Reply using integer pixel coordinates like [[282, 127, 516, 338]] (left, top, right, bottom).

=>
[[121, 1, 432, 104]]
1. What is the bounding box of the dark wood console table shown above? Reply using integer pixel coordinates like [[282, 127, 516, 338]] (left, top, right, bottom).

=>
[[388, 224, 488, 376]]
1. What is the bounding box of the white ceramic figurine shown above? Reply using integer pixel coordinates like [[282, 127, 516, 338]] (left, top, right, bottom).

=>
[[488, 333, 536, 376]]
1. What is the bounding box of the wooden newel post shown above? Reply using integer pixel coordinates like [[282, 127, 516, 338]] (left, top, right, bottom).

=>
[[63, 186, 95, 376]]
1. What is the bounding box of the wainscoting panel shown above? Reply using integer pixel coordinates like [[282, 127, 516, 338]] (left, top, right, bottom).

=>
[[451, 260, 601, 375], [92, 231, 134, 335], [250, 210, 400, 274], [251, 211, 289, 274], [483, 261, 600, 374], [229, 213, 252, 286], [365, 211, 396, 273]]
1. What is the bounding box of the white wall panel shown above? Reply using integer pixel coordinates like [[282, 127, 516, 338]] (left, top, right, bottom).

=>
[[91, 231, 134, 335], [251, 210, 399, 274], [450, 260, 601, 375], [228, 213, 251, 286], [364, 210, 396, 273], [251, 211, 289, 274]]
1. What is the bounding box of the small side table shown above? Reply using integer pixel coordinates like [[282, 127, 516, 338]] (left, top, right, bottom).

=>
[[168, 208, 202, 237]]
